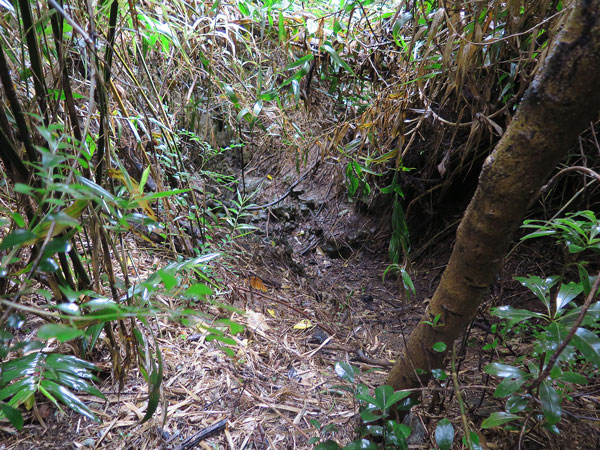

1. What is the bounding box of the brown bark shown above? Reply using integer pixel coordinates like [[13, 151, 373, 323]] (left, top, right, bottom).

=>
[[387, 0, 600, 391]]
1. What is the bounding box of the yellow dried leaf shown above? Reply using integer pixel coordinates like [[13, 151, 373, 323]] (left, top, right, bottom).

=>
[[293, 319, 313, 330], [267, 308, 276, 317]]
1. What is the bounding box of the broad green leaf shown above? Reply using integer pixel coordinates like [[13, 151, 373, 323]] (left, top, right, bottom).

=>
[[556, 282, 583, 311], [539, 381, 561, 425], [38, 324, 85, 342], [54, 302, 80, 315], [491, 306, 545, 326], [364, 424, 383, 436], [44, 371, 104, 399], [334, 361, 359, 383], [558, 371, 587, 384], [45, 354, 98, 375], [314, 440, 341, 449], [494, 376, 526, 398], [354, 391, 378, 407], [215, 318, 245, 335], [481, 411, 521, 428], [0, 230, 36, 250], [342, 440, 378, 450], [38, 257, 59, 273], [384, 420, 409, 448], [157, 270, 178, 291], [0, 377, 36, 403], [43, 238, 72, 255], [573, 327, 600, 367], [578, 264, 592, 295], [374, 385, 411, 410], [40, 379, 98, 422], [0, 353, 43, 383], [185, 283, 213, 298], [359, 406, 383, 423], [0, 402, 23, 430], [432, 342, 446, 352], [484, 363, 527, 378], [558, 302, 600, 327], [432, 369, 447, 380], [506, 395, 529, 413], [435, 418, 454, 450], [309, 418, 321, 430], [515, 275, 559, 308]]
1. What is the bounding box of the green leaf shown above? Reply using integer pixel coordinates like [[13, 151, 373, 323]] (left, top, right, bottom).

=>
[[384, 420, 409, 448], [223, 84, 240, 106], [360, 406, 383, 423], [185, 283, 213, 298], [539, 381, 561, 425], [556, 282, 583, 311], [491, 305, 545, 326], [435, 418, 454, 450], [506, 395, 529, 413], [143, 188, 190, 199], [216, 318, 245, 335], [284, 54, 314, 70], [342, 440, 377, 450], [484, 363, 527, 378], [38, 324, 85, 342], [494, 377, 526, 398], [0, 230, 36, 250], [481, 411, 521, 428], [573, 327, 600, 367], [44, 238, 72, 255], [314, 440, 342, 449], [0, 402, 24, 430], [141, 346, 163, 423], [334, 361, 359, 383], [41, 379, 98, 422], [38, 257, 59, 273], [278, 11, 285, 43], [354, 391, 378, 407], [374, 385, 411, 410], [432, 369, 447, 380], [139, 165, 151, 192], [557, 371, 587, 384], [0, 376, 36, 403], [206, 334, 236, 345], [515, 275, 559, 308], [432, 342, 446, 352], [320, 44, 356, 76]]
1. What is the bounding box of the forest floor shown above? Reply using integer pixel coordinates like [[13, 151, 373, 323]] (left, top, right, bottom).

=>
[[1, 150, 599, 450]]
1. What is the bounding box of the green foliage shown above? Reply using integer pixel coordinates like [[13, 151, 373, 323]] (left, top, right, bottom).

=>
[[310, 362, 414, 449], [0, 352, 104, 427], [482, 211, 600, 434]]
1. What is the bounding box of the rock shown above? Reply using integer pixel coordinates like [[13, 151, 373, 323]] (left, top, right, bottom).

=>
[[309, 327, 329, 344], [403, 412, 426, 445]]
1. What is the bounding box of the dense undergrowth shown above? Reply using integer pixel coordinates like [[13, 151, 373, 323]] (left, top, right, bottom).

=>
[[0, 0, 599, 448]]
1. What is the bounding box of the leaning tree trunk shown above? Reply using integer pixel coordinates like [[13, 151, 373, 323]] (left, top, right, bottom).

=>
[[387, 0, 600, 391]]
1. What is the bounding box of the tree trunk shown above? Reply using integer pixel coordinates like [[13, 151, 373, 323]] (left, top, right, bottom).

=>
[[387, 0, 600, 391]]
